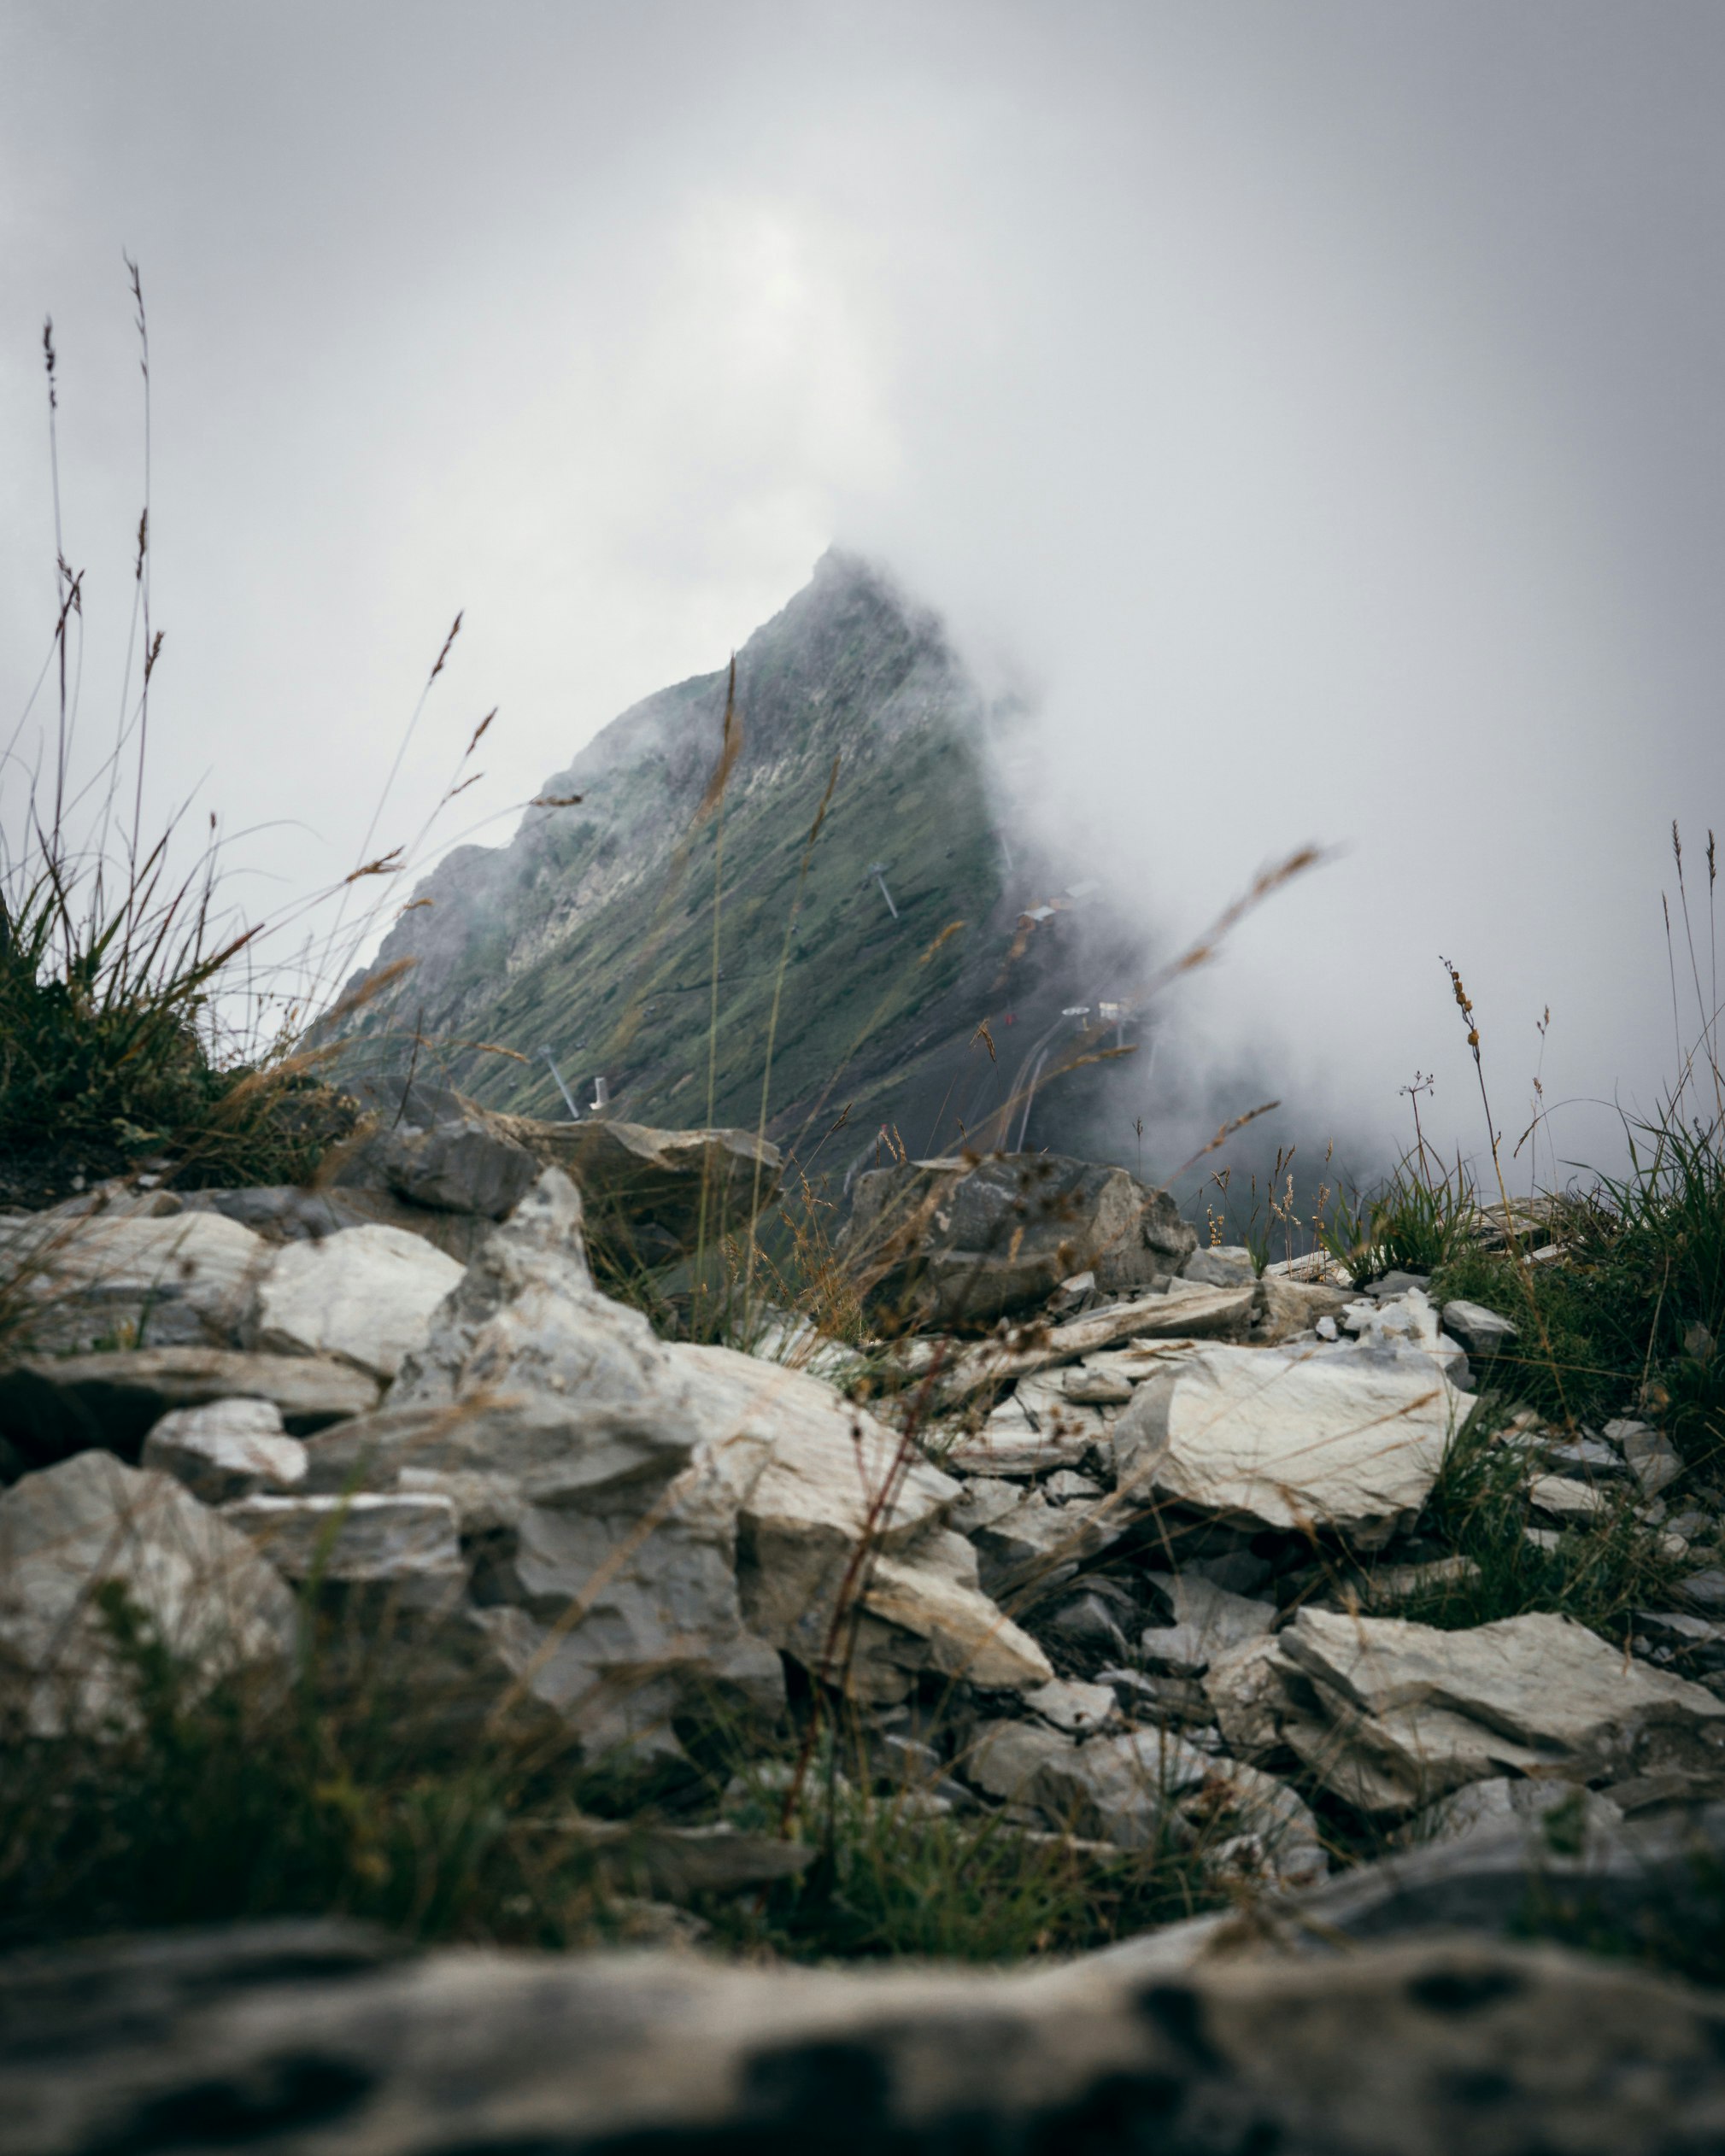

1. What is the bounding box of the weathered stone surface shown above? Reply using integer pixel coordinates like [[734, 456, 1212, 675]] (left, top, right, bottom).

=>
[[1540, 1432, 1629, 1480], [1442, 1298, 1518, 1356], [670, 1342, 1047, 1699], [332, 1177, 1043, 1725], [1341, 1289, 1469, 1380], [1634, 1608, 1725, 1674], [936, 1291, 1244, 1406], [331, 1080, 783, 1254], [376, 1114, 539, 1221], [1114, 1340, 1463, 1549], [847, 1151, 1197, 1324], [1181, 1245, 1257, 1287], [1612, 1417, 1685, 1497], [141, 1398, 308, 1503], [252, 1226, 464, 1379], [1062, 1358, 1135, 1403], [1022, 1675, 1118, 1735], [944, 1474, 1023, 1536], [523, 1116, 782, 1249], [1205, 1634, 1294, 1765], [1041, 1467, 1104, 1501], [1138, 1572, 1279, 1676], [0, 1452, 295, 1734], [0, 1346, 378, 1473], [965, 1485, 1122, 1600], [185, 1182, 496, 1263], [1405, 1775, 1625, 1851], [226, 1492, 465, 1582], [1530, 1473, 1614, 1522], [860, 1530, 1054, 1696], [1681, 1567, 1725, 1612], [1247, 1607, 1725, 1814], [0, 1210, 270, 1356], [942, 1396, 1095, 1477], [377, 1176, 777, 1751], [1253, 1277, 1354, 1346], [1029, 1727, 1326, 1887], [961, 1715, 1074, 1801], [19, 1917, 1725, 2156]]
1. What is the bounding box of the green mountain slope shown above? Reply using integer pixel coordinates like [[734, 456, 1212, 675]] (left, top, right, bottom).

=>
[[339, 552, 1125, 1166]]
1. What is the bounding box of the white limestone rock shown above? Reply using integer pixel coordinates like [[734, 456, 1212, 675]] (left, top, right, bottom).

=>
[[0, 1210, 270, 1355], [1139, 1572, 1279, 1677], [1441, 1299, 1519, 1357], [1112, 1340, 1464, 1549], [1247, 1607, 1725, 1814], [964, 1485, 1123, 1601], [1021, 1676, 1118, 1736], [1253, 1278, 1355, 1346], [307, 1175, 781, 1755], [674, 1343, 1053, 1703], [252, 1224, 464, 1379], [1204, 1633, 1295, 1765], [1529, 1474, 1615, 1523], [1405, 1776, 1624, 1851], [1611, 1419, 1684, 1498], [0, 1451, 295, 1734], [1342, 1289, 1470, 1381], [142, 1397, 308, 1503]]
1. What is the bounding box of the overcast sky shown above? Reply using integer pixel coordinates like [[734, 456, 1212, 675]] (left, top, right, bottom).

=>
[[4, 3, 1724, 1181]]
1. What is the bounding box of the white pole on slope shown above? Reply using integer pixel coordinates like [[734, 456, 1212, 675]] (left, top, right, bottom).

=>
[[537, 1045, 582, 1122]]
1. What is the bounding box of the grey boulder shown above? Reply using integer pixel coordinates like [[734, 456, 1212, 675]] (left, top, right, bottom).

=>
[[0, 1451, 295, 1735], [846, 1151, 1197, 1324]]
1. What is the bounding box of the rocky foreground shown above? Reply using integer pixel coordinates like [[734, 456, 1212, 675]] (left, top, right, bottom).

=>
[[3, 1093, 1725, 2150]]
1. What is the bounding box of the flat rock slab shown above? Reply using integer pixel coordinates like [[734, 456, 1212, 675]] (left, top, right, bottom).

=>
[[1113, 1340, 1464, 1548], [10, 1920, 1725, 2156], [516, 1117, 782, 1246], [1442, 1298, 1518, 1356], [942, 1388, 1098, 1477], [1245, 1606, 1725, 1814], [0, 1210, 269, 1356], [0, 1346, 379, 1469], [937, 1286, 1251, 1404]]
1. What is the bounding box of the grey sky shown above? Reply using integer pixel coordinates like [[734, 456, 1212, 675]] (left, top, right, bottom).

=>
[[3, 3, 1723, 1177]]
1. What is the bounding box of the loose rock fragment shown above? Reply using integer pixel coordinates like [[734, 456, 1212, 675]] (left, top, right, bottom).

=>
[[142, 1397, 308, 1503], [1113, 1340, 1463, 1549], [1250, 1607, 1725, 1814]]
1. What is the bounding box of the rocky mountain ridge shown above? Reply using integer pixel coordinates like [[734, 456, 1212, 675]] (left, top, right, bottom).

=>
[[337, 551, 1143, 1169]]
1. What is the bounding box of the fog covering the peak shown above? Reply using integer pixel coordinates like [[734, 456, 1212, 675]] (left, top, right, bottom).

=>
[[3, 3, 1724, 1198]]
